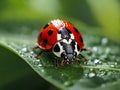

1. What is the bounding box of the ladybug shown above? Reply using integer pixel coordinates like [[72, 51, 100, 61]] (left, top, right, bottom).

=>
[[33, 19, 87, 66]]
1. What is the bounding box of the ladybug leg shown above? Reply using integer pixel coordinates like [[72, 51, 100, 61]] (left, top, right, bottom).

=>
[[61, 60, 65, 66], [79, 54, 88, 61], [81, 48, 87, 52], [32, 46, 39, 50], [35, 51, 43, 58], [54, 56, 59, 67], [32, 46, 43, 58], [75, 58, 81, 64]]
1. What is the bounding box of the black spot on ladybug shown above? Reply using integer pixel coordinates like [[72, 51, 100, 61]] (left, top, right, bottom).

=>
[[80, 36, 83, 42], [74, 27, 79, 33], [40, 32, 42, 37], [53, 44, 60, 52], [65, 28, 72, 33], [48, 30, 53, 36], [77, 44, 80, 51], [43, 38, 48, 46], [43, 24, 49, 29]]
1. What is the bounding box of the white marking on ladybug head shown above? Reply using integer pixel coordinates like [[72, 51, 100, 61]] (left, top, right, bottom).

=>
[[62, 39, 72, 44], [52, 38, 81, 63]]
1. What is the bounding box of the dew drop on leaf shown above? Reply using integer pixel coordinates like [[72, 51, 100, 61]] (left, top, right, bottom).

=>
[[21, 47, 27, 52], [94, 59, 100, 64], [92, 46, 98, 52], [64, 81, 72, 86], [110, 65, 115, 68], [88, 72, 95, 78], [101, 38, 108, 45], [32, 59, 40, 65], [105, 48, 111, 54], [38, 64, 42, 67], [41, 69, 45, 73]]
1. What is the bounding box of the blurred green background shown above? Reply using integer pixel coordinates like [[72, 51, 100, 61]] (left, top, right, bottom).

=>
[[0, 0, 120, 90], [0, 0, 120, 42]]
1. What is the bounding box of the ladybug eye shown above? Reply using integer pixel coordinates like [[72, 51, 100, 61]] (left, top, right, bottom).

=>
[[64, 56, 67, 60]]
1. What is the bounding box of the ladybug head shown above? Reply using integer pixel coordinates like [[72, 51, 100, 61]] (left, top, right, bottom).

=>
[[52, 39, 80, 64]]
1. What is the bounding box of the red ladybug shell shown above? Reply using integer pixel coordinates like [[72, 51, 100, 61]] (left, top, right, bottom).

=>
[[37, 19, 84, 50]]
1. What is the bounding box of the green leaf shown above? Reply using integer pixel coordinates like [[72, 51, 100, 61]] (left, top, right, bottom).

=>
[[0, 21, 120, 90]]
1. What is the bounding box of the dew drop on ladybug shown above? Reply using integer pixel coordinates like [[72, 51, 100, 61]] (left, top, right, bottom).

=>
[[35, 19, 86, 65]]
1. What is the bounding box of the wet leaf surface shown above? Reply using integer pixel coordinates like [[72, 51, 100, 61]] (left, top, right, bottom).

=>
[[0, 21, 120, 90]]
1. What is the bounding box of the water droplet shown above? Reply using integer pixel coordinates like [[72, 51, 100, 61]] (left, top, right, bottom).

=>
[[38, 64, 42, 67], [84, 73, 88, 77], [41, 69, 45, 73], [92, 46, 98, 52], [90, 68, 93, 71], [101, 38, 108, 45], [114, 62, 117, 65], [94, 59, 100, 64], [61, 73, 64, 77], [64, 81, 72, 86], [89, 72, 95, 78], [101, 84, 106, 88], [100, 54, 107, 60], [99, 71, 106, 76], [110, 65, 114, 67], [21, 54, 24, 57], [33, 59, 40, 65], [30, 51, 34, 54], [87, 60, 94, 65], [105, 48, 110, 54], [21, 47, 27, 52]]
